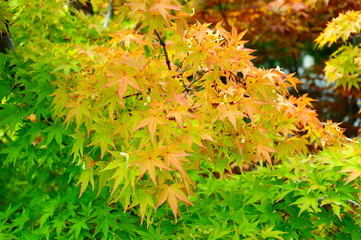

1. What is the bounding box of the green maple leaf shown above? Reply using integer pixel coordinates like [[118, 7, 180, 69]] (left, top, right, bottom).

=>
[[291, 193, 321, 216], [76, 166, 94, 197], [69, 218, 89, 239]]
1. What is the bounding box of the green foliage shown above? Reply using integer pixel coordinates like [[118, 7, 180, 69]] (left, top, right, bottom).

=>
[[1, 0, 361, 239], [1, 144, 361, 239]]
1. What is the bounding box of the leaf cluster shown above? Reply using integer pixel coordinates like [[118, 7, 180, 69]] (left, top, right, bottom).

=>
[[316, 10, 361, 90]]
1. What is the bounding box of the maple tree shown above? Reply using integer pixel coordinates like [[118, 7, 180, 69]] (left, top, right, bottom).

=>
[[49, 0, 346, 222], [1, 0, 361, 239]]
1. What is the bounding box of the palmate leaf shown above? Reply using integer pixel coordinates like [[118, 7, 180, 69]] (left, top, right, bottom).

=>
[[88, 124, 116, 158], [149, 0, 182, 23], [162, 145, 191, 177], [156, 183, 193, 220], [256, 145, 278, 166], [52, 213, 69, 237], [339, 159, 361, 185], [260, 225, 286, 240], [101, 72, 142, 107], [291, 192, 321, 217], [132, 148, 171, 186], [100, 159, 128, 196], [217, 104, 245, 130], [133, 106, 168, 142], [68, 217, 89, 239], [43, 0, 354, 224], [76, 165, 95, 197], [10, 208, 29, 232], [166, 107, 197, 126], [70, 132, 86, 161]]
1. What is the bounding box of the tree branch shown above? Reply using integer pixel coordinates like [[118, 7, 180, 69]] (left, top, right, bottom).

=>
[[103, 0, 113, 28], [154, 30, 172, 70], [217, 0, 231, 31]]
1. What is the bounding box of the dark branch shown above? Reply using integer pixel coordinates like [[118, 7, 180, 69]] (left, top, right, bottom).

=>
[[123, 92, 142, 99], [154, 30, 172, 70], [217, 0, 231, 31]]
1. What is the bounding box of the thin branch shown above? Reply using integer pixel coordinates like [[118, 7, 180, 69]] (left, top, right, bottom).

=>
[[187, 71, 206, 89], [103, 0, 113, 28], [229, 71, 246, 86], [292, 52, 299, 76], [123, 92, 142, 99], [154, 31, 194, 93], [154, 30, 172, 70], [217, 0, 231, 31]]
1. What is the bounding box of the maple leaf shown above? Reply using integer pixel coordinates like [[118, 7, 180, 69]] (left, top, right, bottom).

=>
[[315, 10, 361, 48], [292, 192, 321, 216], [125, 0, 147, 16], [228, 25, 247, 47], [138, 193, 156, 225], [109, 30, 145, 48], [156, 183, 193, 220], [149, 0, 182, 22], [166, 107, 197, 126], [284, 72, 302, 91], [100, 159, 128, 196], [256, 145, 278, 165], [76, 164, 95, 197], [102, 74, 141, 107], [217, 103, 245, 130], [132, 148, 171, 186], [339, 159, 361, 185], [162, 145, 191, 176], [63, 100, 92, 128], [241, 98, 263, 123], [133, 107, 168, 141]]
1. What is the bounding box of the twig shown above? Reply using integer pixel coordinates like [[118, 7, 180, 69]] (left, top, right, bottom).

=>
[[217, 0, 231, 31], [123, 92, 142, 99], [154, 30, 172, 70], [187, 71, 206, 89], [229, 71, 246, 86], [103, 0, 113, 28]]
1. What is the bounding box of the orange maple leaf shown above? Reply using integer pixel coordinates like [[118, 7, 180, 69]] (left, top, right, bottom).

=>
[[166, 108, 197, 126], [163, 146, 191, 176], [156, 183, 193, 220], [132, 149, 171, 186], [217, 104, 245, 130], [133, 106, 168, 141], [256, 145, 278, 165], [149, 0, 182, 22]]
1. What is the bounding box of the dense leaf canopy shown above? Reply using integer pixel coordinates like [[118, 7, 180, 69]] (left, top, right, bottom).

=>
[[1, 0, 361, 239]]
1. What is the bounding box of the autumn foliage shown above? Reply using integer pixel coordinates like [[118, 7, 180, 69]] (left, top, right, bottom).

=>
[[49, 0, 346, 221], [1, 0, 361, 239], [194, 0, 361, 62]]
